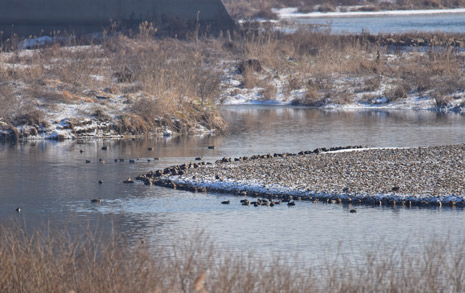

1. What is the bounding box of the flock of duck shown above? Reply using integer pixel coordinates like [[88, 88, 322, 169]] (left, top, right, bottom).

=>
[[79, 144, 465, 212], [134, 144, 465, 209]]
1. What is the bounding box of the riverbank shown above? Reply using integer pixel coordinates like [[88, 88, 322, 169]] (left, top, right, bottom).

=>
[[138, 144, 465, 207], [223, 0, 465, 20], [1, 27, 465, 142]]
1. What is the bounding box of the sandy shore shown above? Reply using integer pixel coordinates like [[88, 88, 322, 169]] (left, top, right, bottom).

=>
[[138, 144, 465, 207]]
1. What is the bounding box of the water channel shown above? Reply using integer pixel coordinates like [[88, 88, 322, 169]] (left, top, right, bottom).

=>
[[292, 11, 465, 34], [1, 107, 465, 265]]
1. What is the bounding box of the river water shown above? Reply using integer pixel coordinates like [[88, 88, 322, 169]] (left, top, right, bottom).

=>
[[293, 12, 465, 34], [1, 107, 465, 264]]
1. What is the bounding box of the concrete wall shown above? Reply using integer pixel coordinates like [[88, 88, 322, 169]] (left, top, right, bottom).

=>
[[0, 0, 235, 37]]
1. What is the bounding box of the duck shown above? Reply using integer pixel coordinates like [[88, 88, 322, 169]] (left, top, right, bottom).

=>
[[349, 208, 358, 213], [91, 198, 102, 204], [123, 178, 134, 184], [221, 200, 230, 204], [16, 207, 21, 212], [98, 180, 104, 184], [287, 201, 296, 206]]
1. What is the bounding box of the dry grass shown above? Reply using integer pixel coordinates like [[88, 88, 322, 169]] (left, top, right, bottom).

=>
[[222, 29, 465, 105], [0, 30, 227, 137], [1, 221, 465, 292], [1, 26, 465, 137]]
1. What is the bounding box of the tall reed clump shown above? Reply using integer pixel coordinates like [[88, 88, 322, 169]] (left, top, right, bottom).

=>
[[104, 35, 226, 133], [1, 221, 465, 293]]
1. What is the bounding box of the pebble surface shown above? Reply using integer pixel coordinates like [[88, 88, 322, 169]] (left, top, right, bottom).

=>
[[139, 145, 465, 206]]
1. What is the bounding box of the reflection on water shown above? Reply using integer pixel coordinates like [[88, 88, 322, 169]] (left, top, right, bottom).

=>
[[222, 106, 465, 156], [295, 13, 465, 34], [1, 107, 465, 263]]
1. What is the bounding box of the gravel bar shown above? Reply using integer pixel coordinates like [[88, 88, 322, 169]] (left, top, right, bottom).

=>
[[137, 145, 465, 207]]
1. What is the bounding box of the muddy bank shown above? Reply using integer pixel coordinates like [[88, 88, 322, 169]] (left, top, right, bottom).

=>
[[138, 144, 465, 207]]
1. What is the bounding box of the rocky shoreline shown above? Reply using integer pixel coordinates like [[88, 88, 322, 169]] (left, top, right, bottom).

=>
[[137, 144, 465, 208]]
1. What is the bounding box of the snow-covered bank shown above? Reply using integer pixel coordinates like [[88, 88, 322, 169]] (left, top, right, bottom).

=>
[[274, 7, 465, 19], [2, 29, 465, 142], [219, 54, 465, 113]]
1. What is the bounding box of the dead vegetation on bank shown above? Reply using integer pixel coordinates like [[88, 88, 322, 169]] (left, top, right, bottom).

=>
[[0, 29, 228, 139], [1, 25, 465, 140], [1, 222, 465, 292]]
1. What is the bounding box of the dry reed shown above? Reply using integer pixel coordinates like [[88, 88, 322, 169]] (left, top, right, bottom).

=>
[[1, 26, 465, 135], [1, 220, 465, 293]]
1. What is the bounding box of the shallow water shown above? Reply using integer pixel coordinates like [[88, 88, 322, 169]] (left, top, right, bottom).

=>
[[295, 12, 465, 34], [1, 107, 465, 263]]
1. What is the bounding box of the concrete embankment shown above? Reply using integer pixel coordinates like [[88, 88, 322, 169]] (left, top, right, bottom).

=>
[[137, 145, 465, 208], [0, 0, 235, 37]]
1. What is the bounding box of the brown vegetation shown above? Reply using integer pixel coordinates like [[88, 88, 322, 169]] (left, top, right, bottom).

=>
[[1, 25, 465, 140], [0, 30, 228, 138], [1, 222, 465, 292]]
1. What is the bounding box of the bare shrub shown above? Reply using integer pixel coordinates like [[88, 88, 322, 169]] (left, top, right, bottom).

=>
[[334, 90, 354, 104], [317, 4, 335, 12], [40, 43, 106, 87], [356, 5, 381, 11], [433, 93, 453, 108], [195, 68, 221, 105], [242, 67, 259, 89], [91, 106, 112, 122], [385, 85, 407, 102], [238, 59, 262, 74], [260, 81, 277, 100], [361, 76, 381, 92], [0, 84, 19, 120], [292, 85, 324, 106], [115, 114, 149, 135], [13, 106, 48, 127], [131, 97, 159, 122], [288, 76, 303, 91], [252, 8, 279, 19]]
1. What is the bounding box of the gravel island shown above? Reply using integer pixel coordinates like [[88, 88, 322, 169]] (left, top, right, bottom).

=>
[[138, 145, 465, 207]]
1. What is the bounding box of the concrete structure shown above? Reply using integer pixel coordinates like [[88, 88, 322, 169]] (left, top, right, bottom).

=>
[[0, 0, 235, 38]]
